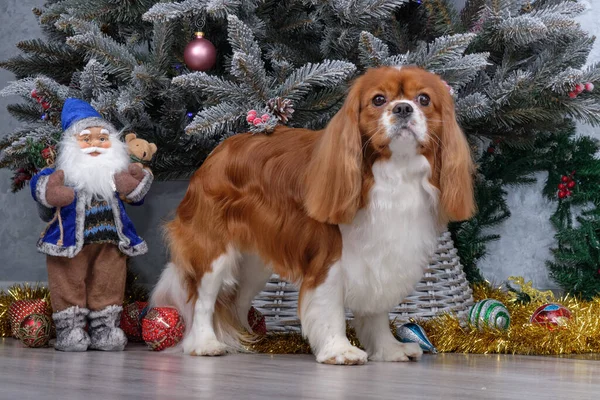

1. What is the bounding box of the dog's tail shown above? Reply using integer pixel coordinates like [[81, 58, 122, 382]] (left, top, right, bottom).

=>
[[150, 261, 253, 353]]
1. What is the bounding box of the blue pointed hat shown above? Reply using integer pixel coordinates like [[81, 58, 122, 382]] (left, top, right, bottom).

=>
[[61, 98, 116, 135]]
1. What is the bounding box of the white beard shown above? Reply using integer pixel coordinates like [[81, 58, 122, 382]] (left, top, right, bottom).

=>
[[56, 133, 130, 203]]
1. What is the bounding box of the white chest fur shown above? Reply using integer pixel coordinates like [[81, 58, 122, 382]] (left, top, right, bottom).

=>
[[340, 154, 440, 315]]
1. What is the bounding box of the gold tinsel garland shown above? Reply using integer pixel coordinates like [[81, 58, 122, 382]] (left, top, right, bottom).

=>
[[419, 278, 600, 355], [2, 278, 600, 355]]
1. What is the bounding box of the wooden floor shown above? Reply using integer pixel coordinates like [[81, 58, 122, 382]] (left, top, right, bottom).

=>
[[1, 339, 599, 400]]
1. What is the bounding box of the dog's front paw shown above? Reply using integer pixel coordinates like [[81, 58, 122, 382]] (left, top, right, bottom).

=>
[[182, 333, 228, 356], [316, 340, 368, 365], [370, 342, 423, 362]]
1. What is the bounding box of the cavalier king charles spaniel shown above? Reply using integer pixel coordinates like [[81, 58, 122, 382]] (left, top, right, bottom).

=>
[[151, 66, 475, 365]]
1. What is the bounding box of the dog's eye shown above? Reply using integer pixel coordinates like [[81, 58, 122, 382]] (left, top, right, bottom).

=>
[[372, 95, 386, 107], [417, 94, 430, 106]]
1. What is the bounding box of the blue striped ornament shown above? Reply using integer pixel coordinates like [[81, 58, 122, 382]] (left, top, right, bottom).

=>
[[468, 299, 511, 330], [395, 322, 437, 353]]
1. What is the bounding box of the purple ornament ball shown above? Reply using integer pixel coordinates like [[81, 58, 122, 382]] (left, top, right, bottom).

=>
[[183, 32, 217, 72]]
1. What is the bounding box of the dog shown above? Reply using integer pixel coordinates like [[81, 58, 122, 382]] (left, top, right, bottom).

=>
[[151, 66, 475, 364]]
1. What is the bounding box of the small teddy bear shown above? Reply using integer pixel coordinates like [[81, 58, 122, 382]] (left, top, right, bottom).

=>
[[125, 133, 157, 171]]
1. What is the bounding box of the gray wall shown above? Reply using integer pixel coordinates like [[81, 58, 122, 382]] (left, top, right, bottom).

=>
[[0, 0, 188, 286]]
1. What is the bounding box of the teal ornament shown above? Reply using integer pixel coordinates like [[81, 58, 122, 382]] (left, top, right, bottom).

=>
[[468, 299, 510, 330], [395, 322, 437, 353]]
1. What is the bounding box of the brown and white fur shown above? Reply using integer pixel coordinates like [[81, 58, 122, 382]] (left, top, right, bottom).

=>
[[151, 66, 475, 364]]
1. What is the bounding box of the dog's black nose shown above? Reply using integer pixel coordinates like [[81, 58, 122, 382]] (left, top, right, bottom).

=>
[[392, 102, 413, 118]]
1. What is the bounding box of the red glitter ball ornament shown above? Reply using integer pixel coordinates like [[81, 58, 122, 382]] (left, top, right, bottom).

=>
[[530, 303, 572, 330], [247, 306, 267, 335], [8, 299, 52, 338], [120, 301, 147, 341], [183, 32, 217, 71], [18, 313, 52, 348], [141, 307, 185, 351]]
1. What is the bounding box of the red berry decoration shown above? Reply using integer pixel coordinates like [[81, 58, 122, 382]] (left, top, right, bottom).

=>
[[557, 183, 566, 190], [558, 191, 567, 199], [487, 146, 495, 154], [141, 307, 185, 351], [530, 303, 572, 330], [247, 306, 267, 335], [253, 117, 263, 126], [566, 190, 572, 197], [567, 181, 576, 189], [120, 301, 147, 341], [31, 89, 39, 99], [575, 83, 585, 94], [568, 91, 577, 99], [585, 82, 594, 92], [18, 313, 52, 348], [41, 101, 50, 110], [561, 175, 569, 183], [261, 113, 270, 122]]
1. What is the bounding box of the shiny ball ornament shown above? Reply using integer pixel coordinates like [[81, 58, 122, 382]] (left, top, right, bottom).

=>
[[120, 301, 147, 341], [247, 306, 266, 335], [8, 299, 52, 338], [141, 307, 185, 351], [395, 322, 437, 353], [468, 299, 511, 330], [530, 303, 572, 329], [183, 32, 217, 71], [18, 313, 52, 348]]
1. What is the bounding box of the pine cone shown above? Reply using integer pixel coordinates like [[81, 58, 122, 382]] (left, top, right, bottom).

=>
[[266, 97, 295, 124]]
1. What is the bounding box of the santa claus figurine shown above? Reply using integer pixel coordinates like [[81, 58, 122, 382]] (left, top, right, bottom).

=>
[[30, 98, 153, 352]]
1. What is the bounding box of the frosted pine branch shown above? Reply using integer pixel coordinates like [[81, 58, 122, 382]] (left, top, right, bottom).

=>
[[206, 0, 242, 19], [275, 60, 356, 101], [142, 0, 208, 22], [231, 52, 269, 102], [227, 15, 263, 61], [497, 16, 548, 47], [185, 102, 244, 138], [54, 15, 101, 36], [80, 59, 111, 101], [66, 32, 138, 82], [333, 0, 408, 25], [358, 32, 390, 68], [0, 76, 73, 100], [531, 1, 588, 19], [456, 93, 492, 123], [409, 34, 476, 70], [172, 73, 246, 104]]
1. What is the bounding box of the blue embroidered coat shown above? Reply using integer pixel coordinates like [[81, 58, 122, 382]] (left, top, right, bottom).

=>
[[30, 167, 152, 258]]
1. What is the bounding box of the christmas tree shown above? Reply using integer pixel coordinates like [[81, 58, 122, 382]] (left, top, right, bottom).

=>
[[1, 0, 599, 287]]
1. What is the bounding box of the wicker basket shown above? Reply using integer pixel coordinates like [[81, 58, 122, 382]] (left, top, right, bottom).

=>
[[251, 231, 474, 333]]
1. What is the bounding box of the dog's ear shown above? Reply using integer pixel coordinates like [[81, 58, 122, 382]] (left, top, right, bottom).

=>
[[304, 79, 363, 224], [437, 91, 475, 222]]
